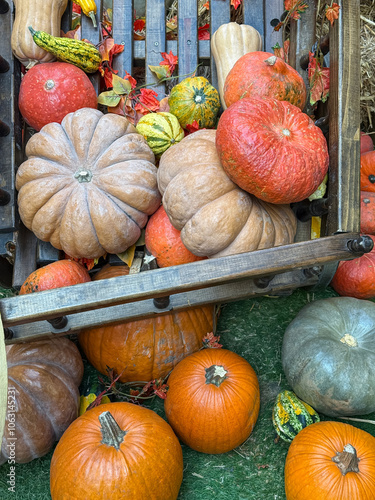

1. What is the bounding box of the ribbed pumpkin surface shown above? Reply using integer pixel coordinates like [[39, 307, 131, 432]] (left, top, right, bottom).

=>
[[136, 111, 184, 156], [158, 129, 297, 258], [78, 265, 215, 382], [216, 97, 329, 204], [168, 76, 221, 129]]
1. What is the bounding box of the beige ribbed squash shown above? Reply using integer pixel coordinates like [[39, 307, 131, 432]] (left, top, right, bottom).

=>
[[157, 129, 297, 258], [211, 22, 262, 109]]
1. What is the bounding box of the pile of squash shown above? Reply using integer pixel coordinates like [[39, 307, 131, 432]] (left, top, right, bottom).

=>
[[5, 3, 375, 499]]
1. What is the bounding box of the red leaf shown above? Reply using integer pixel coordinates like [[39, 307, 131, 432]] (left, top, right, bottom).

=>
[[134, 18, 145, 33], [198, 24, 210, 40], [202, 331, 223, 349], [134, 88, 160, 114], [124, 71, 137, 89], [231, 0, 242, 9], [160, 50, 178, 76], [308, 52, 330, 106], [326, 3, 340, 26], [184, 120, 200, 135]]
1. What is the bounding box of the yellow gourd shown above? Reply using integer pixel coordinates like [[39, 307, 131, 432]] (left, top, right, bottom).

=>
[[74, 0, 97, 27], [211, 22, 262, 109]]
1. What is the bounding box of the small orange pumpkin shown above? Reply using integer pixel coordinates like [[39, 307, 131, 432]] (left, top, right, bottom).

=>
[[360, 191, 375, 234], [360, 150, 375, 191], [284, 421, 375, 500], [164, 348, 260, 454], [50, 402, 183, 500]]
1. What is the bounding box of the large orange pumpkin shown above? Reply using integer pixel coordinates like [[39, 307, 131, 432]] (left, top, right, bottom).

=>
[[223, 51, 307, 110], [284, 421, 375, 500], [50, 402, 183, 500], [164, 348, 260, 454], [330, 235, 375, 299], [78, 265, 215, 382], [215, 97, 329, 205], [360, 150, 375, 191]]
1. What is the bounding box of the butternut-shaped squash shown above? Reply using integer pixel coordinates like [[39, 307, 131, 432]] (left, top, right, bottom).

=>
[[11, 0, 68, 68], [211, 22, 262, 109]]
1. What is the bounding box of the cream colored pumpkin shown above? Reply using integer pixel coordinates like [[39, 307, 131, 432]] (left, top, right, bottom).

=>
[[157, 129, 297, 258], [16, 108, 161, 259], [211, 22, 262, 109]]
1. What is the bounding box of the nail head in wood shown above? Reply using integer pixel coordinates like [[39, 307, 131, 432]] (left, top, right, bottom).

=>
[[153, 296, 170, 309]]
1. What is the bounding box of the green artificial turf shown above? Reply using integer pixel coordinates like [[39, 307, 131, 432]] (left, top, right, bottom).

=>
[[1, 286, 375, 499]]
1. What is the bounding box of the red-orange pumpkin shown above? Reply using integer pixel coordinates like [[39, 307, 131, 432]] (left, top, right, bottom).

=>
[[360, 132, 374, 154], [164, 348, 260, 454], [145, 205, 207, 267], [330, 235, 375, 299], [223, 51, 307, 110], [360, 191, 375, 234], [50, 402, 183, 500], [78, 265, 216, 382], [19, 259, 91, 294], [284, 421, 375, 500], [360, 150, 375, 191], [216, 97, 329, 204]]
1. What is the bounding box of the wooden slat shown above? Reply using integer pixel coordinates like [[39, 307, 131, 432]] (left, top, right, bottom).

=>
[[177, 0, 198, 80], [327, 0, 361, 235], [243, 0, 265, 43], [0, 233, 362, 327], [134, 39, 211, 60], [80, 2, 101, 93], [6, 269, 319, 343], [263, 0, 283, 53], [145, 0, 167, 98], [210, 0, 230, 96], [0, 0, 16, 232], [112, 0, 133, 75], [12, 222, 37, 289]]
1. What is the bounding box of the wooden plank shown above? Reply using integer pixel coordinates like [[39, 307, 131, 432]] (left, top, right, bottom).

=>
[[243, 0, 264, 42], [80, 0, 101, 93], [326, 0, 361, 235], [0, 233, 362, 327], [210, 0, 230, 97], [263, 0, 283, 53], [6, 269, 319, 343], [145, 0, 167, 98], [11, 222, 37, 290], [134, 39, 211, 60], [177, 0, 198, 80], [112, 0, 133, 76], [0, 0, 16, 232]]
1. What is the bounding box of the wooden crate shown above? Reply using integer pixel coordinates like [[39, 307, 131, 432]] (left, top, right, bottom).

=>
[[0, 0, 368, 343]]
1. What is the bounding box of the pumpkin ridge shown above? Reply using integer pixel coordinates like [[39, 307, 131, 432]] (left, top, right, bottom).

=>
[[31, 184, 75, 236]]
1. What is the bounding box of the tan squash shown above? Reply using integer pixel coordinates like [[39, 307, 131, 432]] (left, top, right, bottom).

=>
[[157, 129, 297, 258], [11, 0, 68, 68], [211, 22, 262, 109]]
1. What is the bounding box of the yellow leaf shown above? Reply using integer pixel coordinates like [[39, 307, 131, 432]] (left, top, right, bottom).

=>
[[117, 245, 136, 267]]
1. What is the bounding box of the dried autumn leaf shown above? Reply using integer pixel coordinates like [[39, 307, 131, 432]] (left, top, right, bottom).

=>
[[116, 244, 136, 267], [160, 50, 178, 76], [134, 88, 160, 114], [184, 120, 200, 135], [97, 90, 121, 107], [148, 64, 170, 81], [112, 74, 132, 95], [231, 0, 242, 9], [326, 2, 340, 26], [308, 51, 330, 106], [198, 23, 210, 40]]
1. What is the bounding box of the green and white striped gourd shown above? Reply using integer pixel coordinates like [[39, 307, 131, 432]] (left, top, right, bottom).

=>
[[136, 112, 184, 156], [272, 390, 320, 442]]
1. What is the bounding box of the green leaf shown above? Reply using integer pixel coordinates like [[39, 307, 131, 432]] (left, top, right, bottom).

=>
[[97, 90, 121, 107], [112, 74, 132, 95], [148, 64, 170, 81]]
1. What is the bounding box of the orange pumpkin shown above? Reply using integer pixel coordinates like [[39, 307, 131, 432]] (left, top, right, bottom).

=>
[[164, 348, 260, 454], [145, 205, 207, 267], [330, 235, 375, 299], [19, 259, 91, 294], [284, 421, 375, 500], [360, 132, 374, 154], [360, 191, 375, 234], [78, 265, 216, 382], [50, 402, 183, 500], [360, 150, 375, 191], [223, 51, 307, 110]]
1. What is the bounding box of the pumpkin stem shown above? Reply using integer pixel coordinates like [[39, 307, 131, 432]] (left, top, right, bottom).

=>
[[44, 79, 55, 90], [265, 56, 277, 66], [74, 169, 93, 183], [339, 333, 358, 347], [99, 411, 127, 450], [205, 365, 228, 387], [331, 443, 360, 475]]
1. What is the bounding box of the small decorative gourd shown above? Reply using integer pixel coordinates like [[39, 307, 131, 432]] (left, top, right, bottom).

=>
[[168, 76, 221, 129], [272, 390, 320, 442], [136, 112, 184, 156], [15, 108, 161, 259]]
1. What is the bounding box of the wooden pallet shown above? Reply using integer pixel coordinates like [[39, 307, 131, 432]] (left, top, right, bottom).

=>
[[0, 0, 368, 343]]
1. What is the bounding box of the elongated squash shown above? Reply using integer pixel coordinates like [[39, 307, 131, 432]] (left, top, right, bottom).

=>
[[28, 27, 101, 73], [211, 22, 262, 109], [11, 0, 68, 68]]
